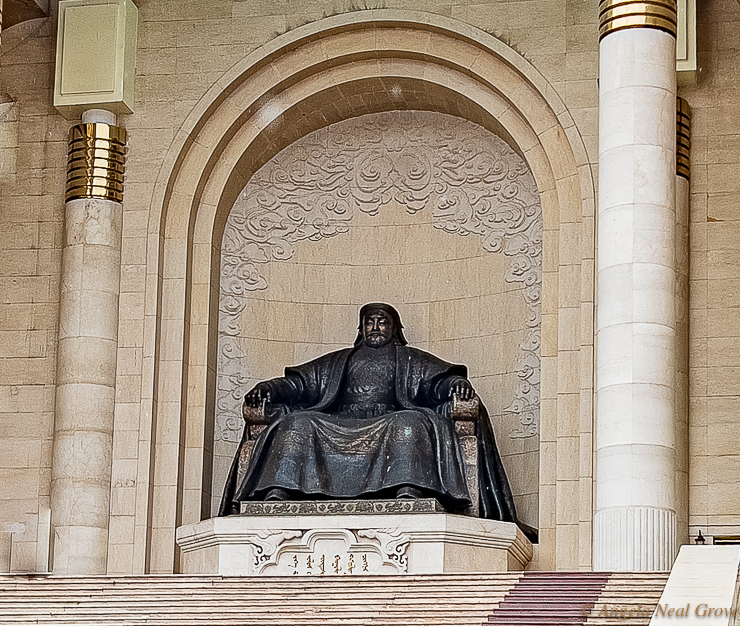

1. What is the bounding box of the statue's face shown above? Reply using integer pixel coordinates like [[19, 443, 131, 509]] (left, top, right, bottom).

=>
[[362, 310, 396, 348]]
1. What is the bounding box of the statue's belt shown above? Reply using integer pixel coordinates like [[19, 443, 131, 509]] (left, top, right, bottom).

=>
[[334, 403, 398, 417]]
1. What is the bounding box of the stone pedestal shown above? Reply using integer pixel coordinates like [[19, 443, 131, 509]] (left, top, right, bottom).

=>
[[176, 500, 531, 576]]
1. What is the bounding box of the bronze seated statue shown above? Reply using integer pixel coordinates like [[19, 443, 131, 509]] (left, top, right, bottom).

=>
[[219, 303, 536, 542]]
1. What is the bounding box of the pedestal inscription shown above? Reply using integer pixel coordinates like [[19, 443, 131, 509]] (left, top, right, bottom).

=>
[[256, 528, 410, 575]]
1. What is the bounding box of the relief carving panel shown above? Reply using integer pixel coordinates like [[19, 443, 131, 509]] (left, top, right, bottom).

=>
[[258, 528, 410, 575], [218, 111, 542, 444]]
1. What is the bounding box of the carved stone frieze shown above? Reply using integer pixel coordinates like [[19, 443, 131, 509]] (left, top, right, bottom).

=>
[[240, 498, 444, 516], [218, 111, 542, 443], [257, 528, 410, 575]]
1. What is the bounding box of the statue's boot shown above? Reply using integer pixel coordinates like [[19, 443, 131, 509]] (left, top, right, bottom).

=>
[[395, 486, 423, 499], [264, 488, 290, 501]]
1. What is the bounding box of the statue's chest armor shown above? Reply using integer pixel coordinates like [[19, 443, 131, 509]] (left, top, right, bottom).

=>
[[337, 346, 397, 409]]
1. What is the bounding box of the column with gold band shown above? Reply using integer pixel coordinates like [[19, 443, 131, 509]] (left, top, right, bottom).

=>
[[674, 97, 691, 550], [51, 112, 126, 574], [595, 0, 679, 570], [599, 0, 677, 40], [66, 123, 127, 203]]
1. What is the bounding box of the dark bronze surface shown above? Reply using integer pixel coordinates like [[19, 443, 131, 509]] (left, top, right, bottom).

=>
[[219, 303, 537, 542], [239, 498, 445, 516]]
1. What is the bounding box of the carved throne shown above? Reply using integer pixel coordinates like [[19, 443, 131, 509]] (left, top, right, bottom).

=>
[[231, 394, 482, 516]]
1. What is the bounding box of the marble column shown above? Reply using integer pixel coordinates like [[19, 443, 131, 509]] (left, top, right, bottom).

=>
[[51, 110, 126, 574], [595, 0, 679, 571]]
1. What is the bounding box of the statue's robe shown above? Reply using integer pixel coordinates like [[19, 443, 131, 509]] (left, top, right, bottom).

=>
[[219, 344, 521, 534]]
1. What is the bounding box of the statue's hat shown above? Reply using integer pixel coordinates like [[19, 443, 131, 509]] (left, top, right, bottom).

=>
[[354, 302, 408, 346]]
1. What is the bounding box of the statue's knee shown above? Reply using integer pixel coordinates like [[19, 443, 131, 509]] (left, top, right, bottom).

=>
[[280, 412, 312, 431], [389, 411, 426, 438]]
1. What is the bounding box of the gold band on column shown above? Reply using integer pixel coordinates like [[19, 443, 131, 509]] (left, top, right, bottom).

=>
[[599, 0, 677, 41], [677, 97, 691, 181], [66, 123, 127, 203]]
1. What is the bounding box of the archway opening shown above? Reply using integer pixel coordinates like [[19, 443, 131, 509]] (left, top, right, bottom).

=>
[[145, 12, 594, 573]]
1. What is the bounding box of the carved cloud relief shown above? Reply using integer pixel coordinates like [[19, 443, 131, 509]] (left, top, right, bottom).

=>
[[218, 111, 542, 443]]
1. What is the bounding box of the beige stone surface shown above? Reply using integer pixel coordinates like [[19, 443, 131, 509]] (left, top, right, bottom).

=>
[[0, 13, 63, 574], [681, 1, 740, 544], [50, 198, 123, 574], [650, 545, 740, 626], [10, 0, 719, 575]]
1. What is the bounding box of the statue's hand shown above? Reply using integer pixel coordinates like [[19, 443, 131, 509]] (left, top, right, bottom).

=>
[[245, 383, 272, 408], [450, 380, 474, 401]]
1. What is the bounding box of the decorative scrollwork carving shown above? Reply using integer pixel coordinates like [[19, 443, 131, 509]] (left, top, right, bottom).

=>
[[217, 111, 542, 442], [250, 530, 304, 567], [356, 528, 410, 570]]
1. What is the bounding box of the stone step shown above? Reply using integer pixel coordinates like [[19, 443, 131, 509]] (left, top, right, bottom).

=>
[[2, 618, 471, 621], [483, 571, 670, 626], [0, 589, 520, 603], [0, 571, 670, 626], [0, 618, 486, 621], [0, 573, 516, 626], [2, 602, 502, 621], [0, 600, 509, 608], [0, 611, 505, 625], [0, 575, 519, 581], [0, 578, 520, 588], [581, 574, 667, 626]]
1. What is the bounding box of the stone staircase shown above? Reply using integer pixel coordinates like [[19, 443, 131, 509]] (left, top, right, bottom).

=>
[[0, 574, 521, 625], [483, 572, 612, 625], [585, 573, 671, 626], [483, 572, 670, 626], [0, 571, 670, 625]]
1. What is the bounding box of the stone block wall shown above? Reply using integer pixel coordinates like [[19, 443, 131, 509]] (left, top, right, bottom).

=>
[[0, 0, 613, 575], [0, 0, 738, 574], [680, 0, 740, 542], [0, 13, 64, 573]]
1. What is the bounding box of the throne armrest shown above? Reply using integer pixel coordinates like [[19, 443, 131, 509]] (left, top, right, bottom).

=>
[[242, 397, 270, 425], [451, 394, 480, 516], [242, 397, 294, 440], [451, 394, 479, 422]]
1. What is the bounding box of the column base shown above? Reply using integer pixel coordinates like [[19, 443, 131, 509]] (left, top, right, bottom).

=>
[[594, 506, 676, 571]]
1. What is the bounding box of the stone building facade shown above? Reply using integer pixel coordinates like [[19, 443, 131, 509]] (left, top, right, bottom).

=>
[[0, 0, 737, 575]]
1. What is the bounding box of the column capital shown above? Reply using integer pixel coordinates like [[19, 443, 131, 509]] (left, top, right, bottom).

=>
[[599, 0, 678, 41]]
